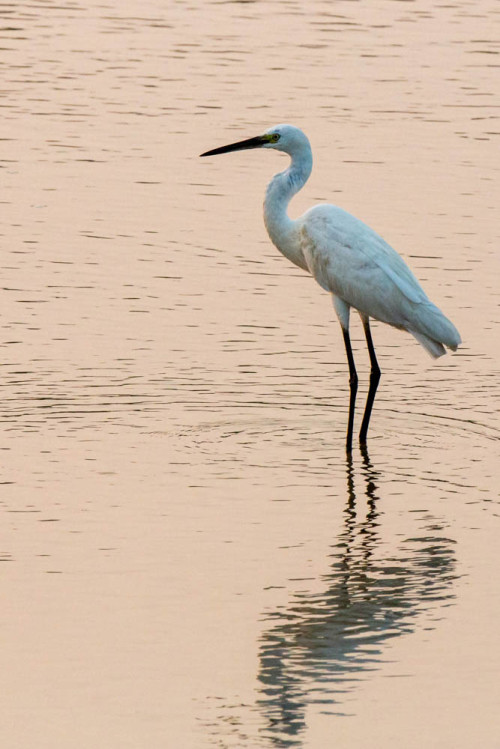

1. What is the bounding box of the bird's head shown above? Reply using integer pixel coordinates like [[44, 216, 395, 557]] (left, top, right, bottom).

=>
[[200, 124, 310, 158]]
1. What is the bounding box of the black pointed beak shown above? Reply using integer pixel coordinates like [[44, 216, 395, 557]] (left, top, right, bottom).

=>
[[200, 135, 266, 157]]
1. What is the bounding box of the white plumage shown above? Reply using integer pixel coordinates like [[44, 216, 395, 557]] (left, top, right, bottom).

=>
[[201, 123, 461, 451], [299, 204, 460, 358]]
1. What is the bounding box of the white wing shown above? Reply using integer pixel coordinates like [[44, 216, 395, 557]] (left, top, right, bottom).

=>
[[299, 204, 461, 351], [300, 204, 431, 327]]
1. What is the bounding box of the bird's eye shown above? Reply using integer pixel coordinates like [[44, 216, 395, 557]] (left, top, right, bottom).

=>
[[269, 133, 280, 143]]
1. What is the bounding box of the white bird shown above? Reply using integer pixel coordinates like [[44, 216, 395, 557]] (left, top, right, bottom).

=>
[[200, 124, 461, 452]]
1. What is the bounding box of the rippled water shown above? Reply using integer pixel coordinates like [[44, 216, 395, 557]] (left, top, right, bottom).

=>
[[1, 1, 499, 747]]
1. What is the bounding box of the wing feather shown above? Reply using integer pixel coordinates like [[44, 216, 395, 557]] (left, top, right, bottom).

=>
[[299, 205, 429, 327]]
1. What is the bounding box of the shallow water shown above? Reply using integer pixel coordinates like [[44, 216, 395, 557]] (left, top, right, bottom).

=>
[[1, 1, 499, 747]]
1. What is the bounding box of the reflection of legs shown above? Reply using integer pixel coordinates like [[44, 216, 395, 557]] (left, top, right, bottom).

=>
[[342, 328, 358, 454], [359, 317, 381, 446], [359, 443, 378, 513]]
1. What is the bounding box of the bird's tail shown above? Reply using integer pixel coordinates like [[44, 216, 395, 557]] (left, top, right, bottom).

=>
[[409, 330, 446, 358], [408, 302, 461, 358]]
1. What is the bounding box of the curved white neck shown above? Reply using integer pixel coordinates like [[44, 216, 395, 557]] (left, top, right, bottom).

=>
[[263, 148, 313, 272]]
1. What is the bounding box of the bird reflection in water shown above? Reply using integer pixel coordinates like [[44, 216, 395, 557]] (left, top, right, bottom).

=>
[[257, 448, 457, 746]]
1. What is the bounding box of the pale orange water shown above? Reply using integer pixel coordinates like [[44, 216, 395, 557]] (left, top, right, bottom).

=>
[[1, 1, 499, 747]]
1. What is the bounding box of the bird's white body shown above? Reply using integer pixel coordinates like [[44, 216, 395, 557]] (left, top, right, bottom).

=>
[[262, 125, 460, 358], [201, 123, 461, 449]]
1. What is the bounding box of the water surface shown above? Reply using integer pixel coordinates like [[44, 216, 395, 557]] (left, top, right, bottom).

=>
[[1, 1, 499, 747]]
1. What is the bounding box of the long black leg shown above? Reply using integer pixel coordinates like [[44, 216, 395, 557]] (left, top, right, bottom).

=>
[[359, 317, 381, 445], [342, 327, 358, 454]]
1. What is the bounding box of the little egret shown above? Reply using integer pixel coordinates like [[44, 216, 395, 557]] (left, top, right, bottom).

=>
[[200, 124, 461, 452]]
